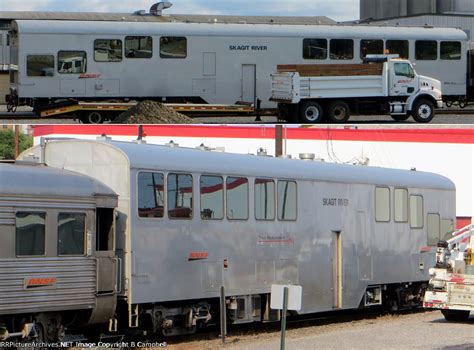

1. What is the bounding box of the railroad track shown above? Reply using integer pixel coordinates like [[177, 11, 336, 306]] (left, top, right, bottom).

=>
[[156, 307, 427, 347]]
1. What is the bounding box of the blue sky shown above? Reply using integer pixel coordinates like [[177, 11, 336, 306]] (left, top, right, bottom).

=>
[[0, 0, 360, 21]]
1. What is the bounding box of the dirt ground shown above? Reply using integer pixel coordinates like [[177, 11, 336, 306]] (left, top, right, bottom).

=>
[[165, 311, 473, 350]]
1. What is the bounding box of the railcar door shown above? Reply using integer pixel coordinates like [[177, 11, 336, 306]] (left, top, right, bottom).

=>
[[333, 231, 343, 309], [95, 207, 117, 294], [241, 64, 256, 104]]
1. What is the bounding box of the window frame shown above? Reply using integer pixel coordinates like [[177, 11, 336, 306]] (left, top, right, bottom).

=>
[[125, 36, 153, 59], [360, 39, 384, 59], [427, 212, 441, 246], [329, 39, 354, 60], [137, 171, 166, 220], [375, 186, 391, 223], [15, 211, 47, 258], [409, 194, 424, 229], [57, 50, 87, 74], [200, 174, 225, 221], [415, 40, 438, 61], [167, 172, 194, 220], [255, 178, 276, 221], [26, 54, 55, 77], [57, 212, 87, 257], [93, 39, 123, 63], [386, 40, 409, 59], [160, 36, 188, 59], [440, 41, 462, 61], [277, 180, 298, 222], [394, 187, 408, 223], [226, 176, 249, 221], [303, 38, 328, 60]]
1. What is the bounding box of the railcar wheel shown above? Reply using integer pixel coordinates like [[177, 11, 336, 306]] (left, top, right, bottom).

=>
[[299, 101, 324, 124], [412, 99, 434, 123], [327, 101, 351, 123], [441, 309, 470, 322], [81, 111, 104, 124], [391, 115, 410, 122]]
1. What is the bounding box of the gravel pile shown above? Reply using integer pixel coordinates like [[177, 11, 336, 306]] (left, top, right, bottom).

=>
[[114, 101, 194, 124]]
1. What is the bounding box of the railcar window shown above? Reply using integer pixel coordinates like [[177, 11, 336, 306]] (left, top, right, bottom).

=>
[[330, 39, 354, 60], [125, 36, 153, 59], [303, 38, 327, 60], [58, 51, 87, 74], [15, 212, 46, 256], [58, 213, 86, 255], [360, 39, 384, 59], [226, 177, 249, 220], [255, 179, 275, 221], [415, 41, 437, 60], [160, 37, 187, 59], [0, 35, 2, 46], [394, 188, 408, 222], [427, 213, 441, 246], [278, 181, 297, 221], [410, 195, 424, 229], [94, 39, 123, 62], [375, 187, 390, 222], [386, 40, 409, 59], [27, 55, 54, 77], [168, 174, 193, 219], [200, 176, 224, 220], [441, 218, 454, 241], [138, 172, 165, 218], [441, 41, 461, 60]]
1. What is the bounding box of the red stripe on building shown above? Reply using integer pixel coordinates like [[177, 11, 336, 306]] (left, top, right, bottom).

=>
[[33, 125, 474, 144]]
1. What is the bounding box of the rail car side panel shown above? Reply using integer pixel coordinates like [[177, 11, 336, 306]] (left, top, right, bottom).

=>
[[10, 22, 468, 109]]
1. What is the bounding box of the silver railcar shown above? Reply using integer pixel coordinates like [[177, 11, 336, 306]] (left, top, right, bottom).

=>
[[7, 20, 468, 113], [21, 139, 456, 335], [0, 163, 118, 342]]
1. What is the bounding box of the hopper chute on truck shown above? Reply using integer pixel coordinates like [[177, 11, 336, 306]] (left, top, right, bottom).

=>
[[271, 56, 443, 123]]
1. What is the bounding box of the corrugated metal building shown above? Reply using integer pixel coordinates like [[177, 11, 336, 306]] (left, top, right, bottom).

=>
[[359, 0, 474, 44], [360, 0, 474, 21]]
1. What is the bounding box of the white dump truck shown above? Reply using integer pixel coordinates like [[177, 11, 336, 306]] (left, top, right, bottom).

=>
[[270, 56, 443, 123], [423, 225, 473, 322]]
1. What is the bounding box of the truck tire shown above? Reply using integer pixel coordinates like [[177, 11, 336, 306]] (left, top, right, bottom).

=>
[[327, 101, 350, 123], [299, 101, 324, 124], [412, 99, 434, 123], [441, 309, 470, 322], [81, 111, 105, 124]]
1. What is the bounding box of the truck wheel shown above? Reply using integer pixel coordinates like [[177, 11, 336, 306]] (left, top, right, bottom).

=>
[[299, 101, 324, 123], [81, 111, 104, 124], [441, 309, 470, 322], [391, 115, 410, 122], [412, 99, 434, 123], [328, 101, 350, 123]]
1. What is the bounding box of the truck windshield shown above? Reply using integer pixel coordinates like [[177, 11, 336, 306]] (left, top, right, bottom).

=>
[[394, 63, 415, 78]]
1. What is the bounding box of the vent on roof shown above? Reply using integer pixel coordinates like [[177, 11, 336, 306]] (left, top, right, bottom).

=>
[[150, 2, 173, 16]]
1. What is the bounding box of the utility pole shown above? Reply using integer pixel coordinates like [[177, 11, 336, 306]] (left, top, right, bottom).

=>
[[14, 125, 20, 159], [275, 125, 283, 157]]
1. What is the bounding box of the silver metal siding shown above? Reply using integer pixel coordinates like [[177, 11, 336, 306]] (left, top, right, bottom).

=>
[[0, 258, 97, 315]]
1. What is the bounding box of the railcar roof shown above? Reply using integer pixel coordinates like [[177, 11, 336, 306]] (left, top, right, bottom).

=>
[[12, 19, 468, 41], [0, 12, 335, 25], [0, 163, 117, 198], [66, 140, 455, 191]]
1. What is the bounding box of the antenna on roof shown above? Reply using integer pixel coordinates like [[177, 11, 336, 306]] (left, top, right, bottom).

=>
[[150, 2, 173, 16]]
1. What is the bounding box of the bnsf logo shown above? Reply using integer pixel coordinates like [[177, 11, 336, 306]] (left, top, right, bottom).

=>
[[24, 277, 57, 288]]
